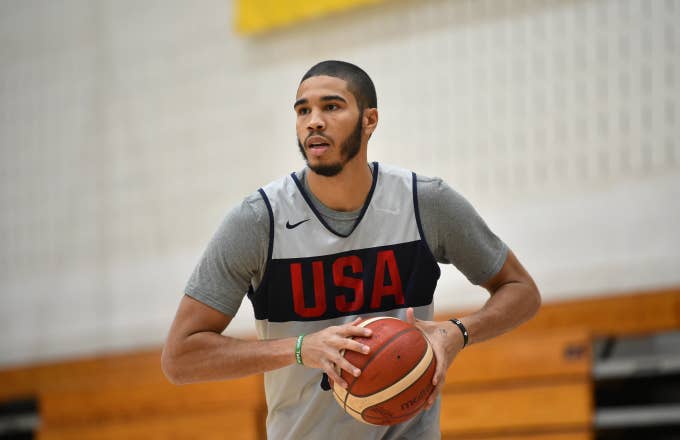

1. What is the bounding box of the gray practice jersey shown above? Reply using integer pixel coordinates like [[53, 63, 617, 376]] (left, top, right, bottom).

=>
[[185, 163, 508, 439]]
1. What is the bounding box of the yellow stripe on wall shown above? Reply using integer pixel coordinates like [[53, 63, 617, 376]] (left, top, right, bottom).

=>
[[235, 0, 389, 35]]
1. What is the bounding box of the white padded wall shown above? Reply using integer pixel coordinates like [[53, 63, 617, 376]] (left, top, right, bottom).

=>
[[0, 0, 678, 366]]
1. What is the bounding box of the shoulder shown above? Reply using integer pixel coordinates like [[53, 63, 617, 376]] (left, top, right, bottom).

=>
[[377, 162, 413, 181], [415, 173, 443, 192], [382, 165, 459, 199], [378, 166, 472, 213], [242, 190, 269, 222], [414, 173, 489, 233], [239, 171, 300, 221], [373, 163, 418, 197], [213, 190, 271, 239], [414, 174, 470, 210]]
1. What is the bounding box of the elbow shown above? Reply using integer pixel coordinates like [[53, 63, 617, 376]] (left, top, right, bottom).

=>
[[161, 346, 188, 385], [528, 282, 542, 318]]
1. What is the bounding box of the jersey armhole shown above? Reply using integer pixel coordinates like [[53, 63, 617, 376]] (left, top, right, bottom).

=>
[[412, 172, 439, 266], [248, 188, 274, 300]]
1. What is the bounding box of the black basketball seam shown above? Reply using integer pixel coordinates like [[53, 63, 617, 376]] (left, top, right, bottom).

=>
[[332, 388, 346, 409], [343, 326, 417, 412], [348, 327, 428, 398], [343, 329, 434, 423], [343, 355, 435, 423], [360, 356, 436, 422], [342, 324, 428, 419], [344, 326, 417, 397]]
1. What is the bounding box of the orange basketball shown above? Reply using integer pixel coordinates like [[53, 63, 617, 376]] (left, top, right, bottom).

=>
[[332, 316, 436, 425]]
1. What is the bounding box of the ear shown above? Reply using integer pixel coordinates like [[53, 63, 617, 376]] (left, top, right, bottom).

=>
[[362, 108, 379, 139]]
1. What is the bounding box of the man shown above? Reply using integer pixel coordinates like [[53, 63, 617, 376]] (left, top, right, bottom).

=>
[[162, 60, 541, 439]]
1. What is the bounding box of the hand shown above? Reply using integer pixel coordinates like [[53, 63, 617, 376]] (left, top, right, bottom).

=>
[[301, 318, 372, 389], [405, 308, 464, 410]]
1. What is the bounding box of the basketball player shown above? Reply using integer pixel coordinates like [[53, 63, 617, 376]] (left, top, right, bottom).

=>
[[162, 61, 541, 439]]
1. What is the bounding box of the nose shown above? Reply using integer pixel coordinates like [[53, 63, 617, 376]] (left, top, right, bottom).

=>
[[307, 109, 326, 131]]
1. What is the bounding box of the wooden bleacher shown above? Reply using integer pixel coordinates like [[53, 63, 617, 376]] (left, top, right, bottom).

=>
[[0, 288, 678, 439], [0, 351, 266, 439], [435, 288, 680, 440], [438, 328, 592, 439]]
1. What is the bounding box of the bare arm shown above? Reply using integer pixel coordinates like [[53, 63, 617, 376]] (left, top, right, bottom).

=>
[[161, 295, 294, 384], [161, 295, 372, 387], [458, 248, 541, 345], [408, 248, 541, 408]]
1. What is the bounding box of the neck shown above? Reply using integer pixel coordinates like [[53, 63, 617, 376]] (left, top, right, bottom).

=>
[[306, 157, 373, 212]]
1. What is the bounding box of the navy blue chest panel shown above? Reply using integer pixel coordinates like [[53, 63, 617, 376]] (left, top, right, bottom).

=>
[[248, 240, 440, 322]]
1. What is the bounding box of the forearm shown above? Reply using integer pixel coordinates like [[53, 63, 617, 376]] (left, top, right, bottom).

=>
[[162, 331, 296, 385], [460, 280, 541, 346]]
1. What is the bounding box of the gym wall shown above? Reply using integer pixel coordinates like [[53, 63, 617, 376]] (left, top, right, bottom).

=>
[[0, 0, 678, 367]]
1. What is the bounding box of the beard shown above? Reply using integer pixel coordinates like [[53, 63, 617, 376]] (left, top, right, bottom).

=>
[[297, 117, 363, 177]]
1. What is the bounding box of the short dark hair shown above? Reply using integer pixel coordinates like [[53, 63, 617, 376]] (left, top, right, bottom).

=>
[[300, 60, 377, 111]]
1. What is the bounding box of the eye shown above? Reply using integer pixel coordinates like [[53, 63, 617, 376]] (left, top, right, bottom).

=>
[[325, 104, 339, 111], [297, 107, 310, 116]]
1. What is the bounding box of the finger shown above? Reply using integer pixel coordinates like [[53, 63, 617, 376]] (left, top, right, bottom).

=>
[[432, 360, 444, 386], [326, 366, 347, 389], [340, 324, 372, 338], [333, 352, 362, 378], [405, 307, 416, 325], [432, 349, 448, 386], [339, 338, 370, 355], [324, 358, 350, 388]]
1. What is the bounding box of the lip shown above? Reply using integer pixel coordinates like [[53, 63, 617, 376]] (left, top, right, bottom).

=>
[[307, 144, 329, 157], [306, 135, 331, 149]]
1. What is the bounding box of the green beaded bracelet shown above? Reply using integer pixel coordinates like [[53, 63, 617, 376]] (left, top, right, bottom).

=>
[[295, 334, 305, 365]]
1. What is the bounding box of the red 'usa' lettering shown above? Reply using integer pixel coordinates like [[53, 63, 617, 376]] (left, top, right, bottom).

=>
[[371, 250, 404, 309], [333, 255, 364, 313], [291, 261, 327, 318], [290, 250, 404, 318]]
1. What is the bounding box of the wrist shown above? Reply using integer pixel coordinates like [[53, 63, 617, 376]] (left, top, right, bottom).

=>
[[449, 318, 469, 349]]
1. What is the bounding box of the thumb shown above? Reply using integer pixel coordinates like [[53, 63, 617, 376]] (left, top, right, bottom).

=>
[[405, 307, 417, 325]]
